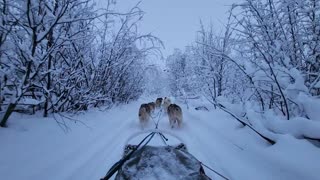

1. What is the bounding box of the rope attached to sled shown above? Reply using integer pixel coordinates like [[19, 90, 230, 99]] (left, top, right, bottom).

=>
[[150, 109, 170, 146], [200, 162, 230, 180], [150, 108, 163, 129]]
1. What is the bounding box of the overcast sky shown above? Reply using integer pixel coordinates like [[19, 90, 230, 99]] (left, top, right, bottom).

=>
[[112, 0, 238, 57]]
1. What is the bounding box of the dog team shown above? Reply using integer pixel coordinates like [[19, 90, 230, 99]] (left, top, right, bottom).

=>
[[138, 97, 183, 129]]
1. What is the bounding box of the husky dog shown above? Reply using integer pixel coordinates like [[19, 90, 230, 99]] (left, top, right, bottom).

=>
[[163, 97, 171, 112], [167, 104, 183, 128], [138, 104, 151, 129], [155, 98, 163, 108], [148, 102, 156, 113]]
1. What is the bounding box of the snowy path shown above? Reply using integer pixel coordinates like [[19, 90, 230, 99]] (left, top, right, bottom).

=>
[[0, 99, 319, 180]]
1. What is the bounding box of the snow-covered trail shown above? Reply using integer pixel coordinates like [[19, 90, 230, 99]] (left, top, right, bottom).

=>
[[0, 99, 319, 180]]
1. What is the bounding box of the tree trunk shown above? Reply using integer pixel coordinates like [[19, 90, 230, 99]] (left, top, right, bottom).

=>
[[0, 103, 17, 127], [44, 31, 53, 117], [43, 1, 58, 117]]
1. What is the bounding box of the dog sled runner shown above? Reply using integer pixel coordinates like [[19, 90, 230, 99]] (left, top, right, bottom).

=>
[[101, 130, 227, 180]]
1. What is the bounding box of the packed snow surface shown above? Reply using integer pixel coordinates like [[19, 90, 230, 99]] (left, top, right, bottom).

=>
[[0, 97, 319, 180]]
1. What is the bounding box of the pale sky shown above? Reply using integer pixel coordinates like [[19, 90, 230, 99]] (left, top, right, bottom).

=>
[[112, 0, 238, 57]]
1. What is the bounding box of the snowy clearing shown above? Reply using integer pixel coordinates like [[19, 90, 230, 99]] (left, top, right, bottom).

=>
[[0, 98, 319, 180]]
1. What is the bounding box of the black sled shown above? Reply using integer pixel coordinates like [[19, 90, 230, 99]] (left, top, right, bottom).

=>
[[101, 130, 211, 180]]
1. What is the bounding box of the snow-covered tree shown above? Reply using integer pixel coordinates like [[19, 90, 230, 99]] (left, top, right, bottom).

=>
[[0, 0, 161, 127]]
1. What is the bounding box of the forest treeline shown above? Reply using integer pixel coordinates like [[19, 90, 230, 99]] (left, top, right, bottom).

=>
[[0, 0, 161, 127], [166, 0, 320, 121]]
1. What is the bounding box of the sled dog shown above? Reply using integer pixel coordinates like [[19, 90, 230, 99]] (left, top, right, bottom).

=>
[[148, 102, 156, 113], [155, 98, 163, 108], [138, 104, 151, 128], [167, 104, 183, 128], [163, 97, 171, 112]]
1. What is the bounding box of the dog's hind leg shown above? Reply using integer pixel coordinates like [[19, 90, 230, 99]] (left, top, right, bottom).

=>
[[169, 117, 174, 128], [177, 118, 181, 128], [174, 118, 179, 128]]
